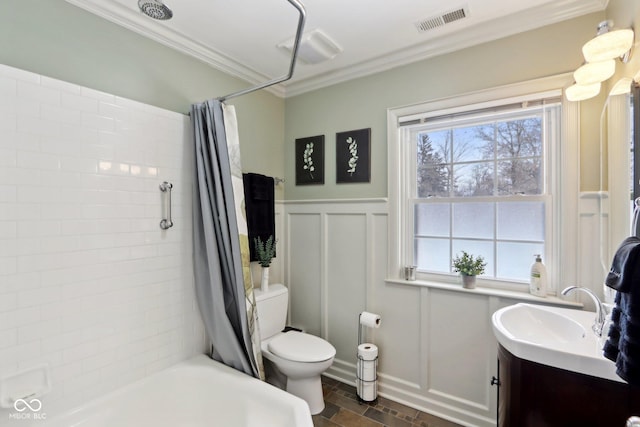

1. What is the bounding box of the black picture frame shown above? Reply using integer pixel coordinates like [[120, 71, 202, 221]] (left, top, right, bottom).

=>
[[295, 135, 325, 185], [336, 128, 371, 183]]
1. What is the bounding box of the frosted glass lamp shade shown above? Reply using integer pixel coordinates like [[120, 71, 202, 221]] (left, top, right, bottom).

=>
[[582, 28, 634, 62], [609, 77, 633, 96], [573, 60, 616, 85], [565, 82, 601, 102]]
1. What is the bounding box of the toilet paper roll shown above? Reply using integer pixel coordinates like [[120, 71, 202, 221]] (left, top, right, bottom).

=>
[[358, 343, 378, 361], [359, 382, 376, 402], [359, 311, 381, 328], [358, 361, 376, 381]]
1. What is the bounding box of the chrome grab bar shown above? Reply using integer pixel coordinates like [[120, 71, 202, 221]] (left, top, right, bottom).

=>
[[159, 181, 174, 230]]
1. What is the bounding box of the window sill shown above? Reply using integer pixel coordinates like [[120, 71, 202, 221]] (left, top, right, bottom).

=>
[[385, 278, 582, 308]]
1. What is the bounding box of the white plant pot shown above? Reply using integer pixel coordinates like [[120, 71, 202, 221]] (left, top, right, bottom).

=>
[[462, 274, 476, 289], [261, 266, 269, 292]]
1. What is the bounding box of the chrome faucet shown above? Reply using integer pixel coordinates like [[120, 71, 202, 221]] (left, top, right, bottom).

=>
[[561, 286, 607, 337]]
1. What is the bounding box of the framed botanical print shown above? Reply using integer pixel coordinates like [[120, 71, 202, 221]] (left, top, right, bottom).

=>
[[336, 128, 371, 183], [295, 135, 324, 185]]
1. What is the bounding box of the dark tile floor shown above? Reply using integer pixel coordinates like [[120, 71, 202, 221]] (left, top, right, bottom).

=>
[[313, 376, 465, 427]]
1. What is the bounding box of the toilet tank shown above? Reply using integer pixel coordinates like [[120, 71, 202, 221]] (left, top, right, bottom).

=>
[[254, 284, 288, 340]]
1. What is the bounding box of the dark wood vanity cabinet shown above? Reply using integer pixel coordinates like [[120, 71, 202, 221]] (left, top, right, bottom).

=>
[[497, 345, 640, 427]]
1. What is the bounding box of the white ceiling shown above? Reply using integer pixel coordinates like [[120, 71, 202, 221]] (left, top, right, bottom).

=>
[[65, 0, 607, 97]]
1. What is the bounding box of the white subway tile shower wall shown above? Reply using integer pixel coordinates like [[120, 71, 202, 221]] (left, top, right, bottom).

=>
[[0, 64, 206, 412]]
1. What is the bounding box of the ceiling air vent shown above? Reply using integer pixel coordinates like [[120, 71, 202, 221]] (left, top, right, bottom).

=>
[[415, 6, 469, 33]]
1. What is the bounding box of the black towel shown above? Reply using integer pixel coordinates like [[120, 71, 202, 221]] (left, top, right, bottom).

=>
[[242, 173, 275, 262], [605, 237, 640, 292], [604, 237, 640, 385]]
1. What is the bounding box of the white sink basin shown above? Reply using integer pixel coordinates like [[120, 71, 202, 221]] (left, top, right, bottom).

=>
[[492, 303, 620, 382], [496, 303, 586, 345]]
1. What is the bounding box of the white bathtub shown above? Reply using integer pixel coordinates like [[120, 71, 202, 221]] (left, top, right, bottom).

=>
[[41, 355, 313, 427]]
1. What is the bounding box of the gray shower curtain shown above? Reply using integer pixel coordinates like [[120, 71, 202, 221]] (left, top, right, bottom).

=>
[[191, 99, 262, 378]]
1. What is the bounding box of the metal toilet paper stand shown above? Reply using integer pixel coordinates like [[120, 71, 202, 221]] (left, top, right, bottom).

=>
[[357, 312, 378, 404]]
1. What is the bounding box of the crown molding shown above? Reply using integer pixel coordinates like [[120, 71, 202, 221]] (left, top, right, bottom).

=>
[[66, 0, 607, 99], [282, 0, 608, 97], [65, 0, 286, 98]]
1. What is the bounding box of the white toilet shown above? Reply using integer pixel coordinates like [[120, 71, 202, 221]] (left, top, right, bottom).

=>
[[254, 283, 336, 415]]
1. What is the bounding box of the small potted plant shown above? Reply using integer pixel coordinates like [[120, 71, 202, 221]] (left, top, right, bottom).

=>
[[254, 235, 276, 292], [452, 251, 486, 289]]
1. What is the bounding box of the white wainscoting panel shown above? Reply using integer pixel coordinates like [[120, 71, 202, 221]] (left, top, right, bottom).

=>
[[287, 212, 323, 336], [372, 281, 421, 389], [326, 213, 368, 361], [426, 289, 493, 409], [578, 192, 608, 304], [282, 197, 600, 427], [283, 199, 499, 427]]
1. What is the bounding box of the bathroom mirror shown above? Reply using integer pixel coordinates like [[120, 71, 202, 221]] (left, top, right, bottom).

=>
[[599, 79, 636, 297]]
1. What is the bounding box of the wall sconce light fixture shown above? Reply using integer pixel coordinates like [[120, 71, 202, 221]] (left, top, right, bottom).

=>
[[565, 20, 634, 102], [609, 77, 634, 97], [566, 82, 601, 102], [573, 59, 616, 85], [582, 21, 634, 62]]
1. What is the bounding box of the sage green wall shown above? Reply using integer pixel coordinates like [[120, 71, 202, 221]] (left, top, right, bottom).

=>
[[284, 13, 604, 199], [0, 0, 285, 197], [4, 1, 631, 199]]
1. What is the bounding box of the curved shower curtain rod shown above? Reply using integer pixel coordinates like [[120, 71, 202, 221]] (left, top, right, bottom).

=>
[[216, 0, 307, 102]]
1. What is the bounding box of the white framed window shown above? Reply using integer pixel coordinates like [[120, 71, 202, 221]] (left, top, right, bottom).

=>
[[387, 76, 579, 292]]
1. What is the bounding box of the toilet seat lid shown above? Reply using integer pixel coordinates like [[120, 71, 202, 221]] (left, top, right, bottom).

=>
[[268, 331, 336, 362]]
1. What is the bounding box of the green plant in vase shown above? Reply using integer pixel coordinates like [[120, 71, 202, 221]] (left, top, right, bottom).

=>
[[452, 251, 486, 289], [254, 235, 276, 267], [254, 235, 276, 291]]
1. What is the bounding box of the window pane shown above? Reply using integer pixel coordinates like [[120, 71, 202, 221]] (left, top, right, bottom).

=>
[[496, 159, 542, 195], [415, 203, 450, 237], [405, 101, 556, 285], [417, 166, 449, 197], [453, 162, 494, 196], [423, 130, 450, 161], [496, 242, 544, 281], [452, 203, 494, 239], [416, 132, 449, 197], [415, 238, 450, 272], [452, 240, 494, 277], [495, 118, 542, 159], [497, 201, 545, 241], [453, 126, 490, 162]]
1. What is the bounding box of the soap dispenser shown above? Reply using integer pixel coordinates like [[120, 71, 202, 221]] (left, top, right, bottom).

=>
[[529, 254, 547, 297]]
